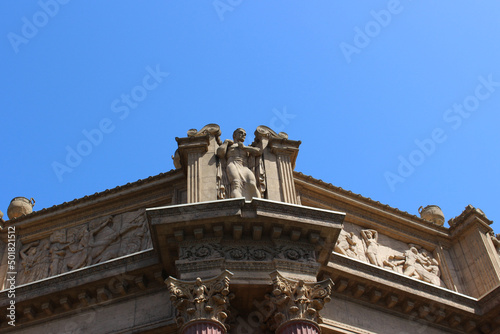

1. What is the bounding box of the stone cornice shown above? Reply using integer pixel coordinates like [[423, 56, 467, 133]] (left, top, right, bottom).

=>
[[448, 205, 494, 238], [325, 253, 500, 332], [147, 198, 345, 275], [0, 249, 158, 306], [0, 250, 167, 330], [147, 197, 345, 231], [328, 253, 477, 311]]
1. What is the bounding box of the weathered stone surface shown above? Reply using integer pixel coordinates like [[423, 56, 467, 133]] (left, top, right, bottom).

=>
[[17, 209, 153, 285], [334, 223, 445, 287]]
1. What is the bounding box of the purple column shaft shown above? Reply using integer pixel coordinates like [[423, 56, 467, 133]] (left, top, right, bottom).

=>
[[182, 321, 225, 334], [277, 320, 321, 334]]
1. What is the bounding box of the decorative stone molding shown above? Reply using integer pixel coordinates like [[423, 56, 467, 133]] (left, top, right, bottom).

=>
[[174, 236, 320, 282], [267, 271, 333, 332], [165, 270, 234, 332], [178, 239, 315, 264], [148, 198, 344, 289]]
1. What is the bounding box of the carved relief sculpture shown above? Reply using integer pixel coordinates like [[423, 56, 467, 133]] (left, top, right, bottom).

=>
[[384, 245, 443, 286], [335, 229, 358, 258], [63, 225, 91, 272], [267, 271, 333, 331], [18, 239, 50, 285], [88, 216, 121, 264], [17, 209, 153, 285], [165, 271, 234, 331], [119, 210, 153, 256], [361, 229, 380, 266], [178, 240, 315, 264], [335, 228, 444, 287], [387, 246, 421, 278]]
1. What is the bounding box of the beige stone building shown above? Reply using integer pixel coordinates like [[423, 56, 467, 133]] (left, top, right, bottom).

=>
[[0, 124, 499, 333]]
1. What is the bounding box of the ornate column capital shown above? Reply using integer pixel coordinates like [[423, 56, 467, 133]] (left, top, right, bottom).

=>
[[165, 270, 234, 333], [267, 271, 333, 333]]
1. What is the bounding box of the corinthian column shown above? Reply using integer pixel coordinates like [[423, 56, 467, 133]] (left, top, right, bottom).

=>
[[165, 271, 233, 334], [268, 271, 333, 334]]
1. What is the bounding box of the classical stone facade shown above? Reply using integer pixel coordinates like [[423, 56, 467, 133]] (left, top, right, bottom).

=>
[[0, 124, 499, 333]]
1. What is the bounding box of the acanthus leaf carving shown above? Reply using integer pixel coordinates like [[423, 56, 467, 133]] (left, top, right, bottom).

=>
[[266, 271, 333, 331], [165, 270, 234, 331]]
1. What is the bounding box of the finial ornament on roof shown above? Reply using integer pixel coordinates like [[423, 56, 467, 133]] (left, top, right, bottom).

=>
[[418, 205, 444, 226]]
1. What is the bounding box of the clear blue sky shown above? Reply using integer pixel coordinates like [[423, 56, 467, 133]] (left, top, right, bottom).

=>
[[1, 1, 499, 233]]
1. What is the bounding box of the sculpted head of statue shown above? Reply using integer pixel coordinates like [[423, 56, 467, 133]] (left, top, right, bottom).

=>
[[232, 128, 246, 143]]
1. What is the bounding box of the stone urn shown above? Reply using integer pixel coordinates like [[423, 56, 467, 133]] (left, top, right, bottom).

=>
[[418, 205, 444, 226], [7, 197, 35, 220]]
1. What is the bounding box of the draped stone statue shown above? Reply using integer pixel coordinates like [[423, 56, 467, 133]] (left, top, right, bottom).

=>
[[216, 128, 265, 200]]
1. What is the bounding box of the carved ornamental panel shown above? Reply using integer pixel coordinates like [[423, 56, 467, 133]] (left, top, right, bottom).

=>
[[17, 209, 152, 285], [334, 225, 444, 287]]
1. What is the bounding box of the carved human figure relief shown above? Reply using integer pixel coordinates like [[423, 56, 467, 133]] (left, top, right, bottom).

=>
[[49, 229, 67, 276], [88, 216, 121, 264], [119, 210, 152, 256], [335, 229, 359, 258], [417, 248, 441, 286], [63, 225, 91, 272], [361, 229, 381, 266], [384, 245, 443, 286], [387, 246, 421, 278], [18, 239, 50, 285], [17, 209, 153, 285], [216, 128, 264, 200]]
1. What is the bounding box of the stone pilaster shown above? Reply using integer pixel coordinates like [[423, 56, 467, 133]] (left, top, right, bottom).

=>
[[258, 128, 300, 205], [270, 142, 300, 204], [175, 124, 221, 203], [165, 270, 234, 334], [267, 271, 333, 333], [449, 205, 500, 297]]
